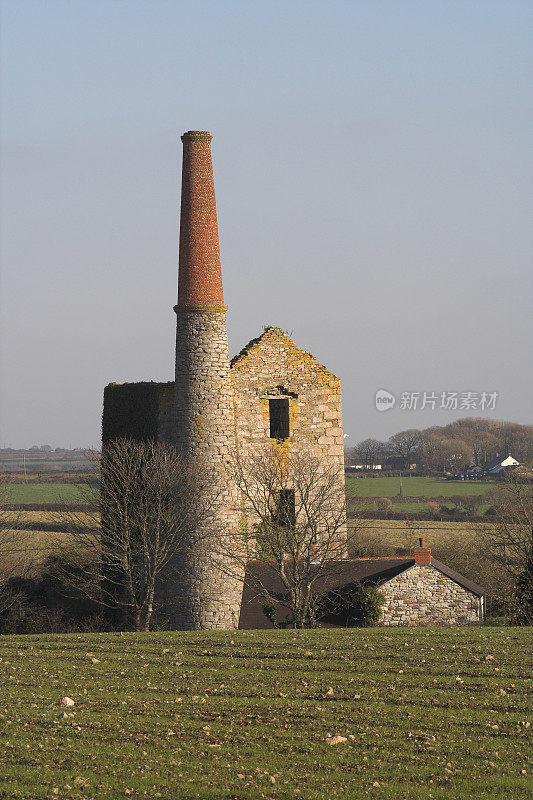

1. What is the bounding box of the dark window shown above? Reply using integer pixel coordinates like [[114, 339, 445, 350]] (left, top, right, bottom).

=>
[[269, 398, 289, 439], [272, 489, 296, 529]]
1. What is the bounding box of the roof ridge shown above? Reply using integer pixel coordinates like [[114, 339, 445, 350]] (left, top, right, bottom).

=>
[[352, 557, 413, 562]]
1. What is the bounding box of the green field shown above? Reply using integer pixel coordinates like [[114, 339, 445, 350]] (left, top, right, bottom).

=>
[[0, 483, 91, 504], [1, 476, 491, 506], [346, 476, 490, 498], [1, 629, 530, 800]]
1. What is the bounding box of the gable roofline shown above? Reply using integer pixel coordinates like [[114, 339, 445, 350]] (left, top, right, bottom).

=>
[[377, 557, 485, 597], [230, 326, 339, 380], [242, 558, 485, 597], [430, 559, 485, 596], [238, 558, 485, 628]]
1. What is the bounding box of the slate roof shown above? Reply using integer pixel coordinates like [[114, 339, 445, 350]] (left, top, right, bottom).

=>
[[238, 557, 484, 629]]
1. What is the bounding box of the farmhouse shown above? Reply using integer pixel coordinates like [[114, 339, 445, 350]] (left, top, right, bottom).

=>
[[239, 538, 485, 628], [454, 453, 520, 480], [484, 453, 520, 476]]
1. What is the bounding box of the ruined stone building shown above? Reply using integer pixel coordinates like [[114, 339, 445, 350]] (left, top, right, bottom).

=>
[[103, 132, 484, 629], [103, 131, 346, 630]]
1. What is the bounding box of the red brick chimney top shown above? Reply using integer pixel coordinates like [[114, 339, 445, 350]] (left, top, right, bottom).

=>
[[175, 131, 226, 313], [414, 537, 431, 564]]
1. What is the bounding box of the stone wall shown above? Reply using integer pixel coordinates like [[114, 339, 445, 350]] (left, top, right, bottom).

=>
[[102, 382, 161, 443], [231, 328, 344, 465], [102, 381, 174, 444], [102, 324, 347, 629], [168, 309, 243, 630], [380, 563, 483, 625], [230, 326, 346, 539], [174, 311, 235, 461], [157, 383, 175, 443]]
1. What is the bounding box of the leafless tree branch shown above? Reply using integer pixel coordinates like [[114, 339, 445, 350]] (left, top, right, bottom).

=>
[[54, 438, 220, 631], [217, 444, 364, 628]]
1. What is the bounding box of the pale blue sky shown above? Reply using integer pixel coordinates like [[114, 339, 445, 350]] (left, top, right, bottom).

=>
[[1, 0, 532, 447]]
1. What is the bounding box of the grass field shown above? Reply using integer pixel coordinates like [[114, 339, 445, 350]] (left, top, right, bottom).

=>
[[1, 477, 492, 506], [0, 628, 530, 800], [345, 476, 490, 498], [0, 510, 96, 576], [1, 512, 491, 582], [0, 484, 91, 504], [350, 518, 481, 547], [359, 502, 433, 513], [347, 500, 492, 514]]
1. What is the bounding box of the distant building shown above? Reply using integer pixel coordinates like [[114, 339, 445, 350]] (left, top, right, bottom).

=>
[[484, 454, 520, 476], [450, 453, 520, 481], [346, 456, 416, 473]]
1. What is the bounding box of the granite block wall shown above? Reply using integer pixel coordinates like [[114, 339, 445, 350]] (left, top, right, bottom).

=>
[[169, 310, 243, 630], [380, 564, 483, 625], [230, 326, 347, 541]]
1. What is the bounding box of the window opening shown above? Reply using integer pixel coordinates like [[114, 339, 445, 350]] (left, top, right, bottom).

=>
[[272, 489, 296, 529], [269, 398, 289, 439]]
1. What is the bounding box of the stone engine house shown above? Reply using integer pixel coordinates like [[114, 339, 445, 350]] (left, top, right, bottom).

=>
[[103, 131, 346, 630]]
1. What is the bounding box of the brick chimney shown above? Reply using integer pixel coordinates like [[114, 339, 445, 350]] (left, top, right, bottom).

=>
[[175, 131, 225, 312], [414, 537, 431, 564], [170, 130, 243, 630]]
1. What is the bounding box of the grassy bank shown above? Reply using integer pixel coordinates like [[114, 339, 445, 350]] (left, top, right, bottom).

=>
[[0, 628, 530, 799]]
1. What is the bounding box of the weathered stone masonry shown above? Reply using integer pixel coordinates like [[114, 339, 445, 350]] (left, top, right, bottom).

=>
[[169, 309, 243, 630], [230, 326, 346, 536], [380, 564, 483, 626], [230, 326, 345, 468], [174, 312, 235, 460], [378, 542, 484, 626], [103, 130, 347, 629]]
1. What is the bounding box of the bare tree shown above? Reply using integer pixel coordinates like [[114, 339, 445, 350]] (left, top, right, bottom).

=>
[[472, 433, 499, 467], [55, 438, 218, 631], [388, 429, 422, 465], [485, 475, 533, 622], [350, 438, 385, 470], [218, 445, 364, 628], [418, 435, 472, 474]]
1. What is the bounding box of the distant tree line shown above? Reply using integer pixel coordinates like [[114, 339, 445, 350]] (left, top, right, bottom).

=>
[[347, 418, 533, 474]]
